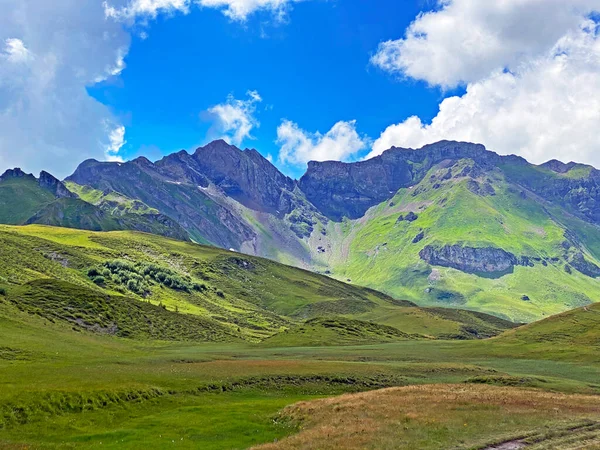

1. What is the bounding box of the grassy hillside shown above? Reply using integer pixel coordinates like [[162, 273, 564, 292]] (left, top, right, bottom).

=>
[[0, 224, 515, 342], [315, 160, 600, 323], [0, 236, 598, 449], [0, 175, 55, 224], [26, 197, 123, 231], [498, 302, 600, 346], [0, 175, 189, 240], [65, 181, 161, 216]]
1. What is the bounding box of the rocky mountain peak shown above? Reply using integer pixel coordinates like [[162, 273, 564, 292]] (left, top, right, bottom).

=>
[[38, 171, 76, 199], [155, 150, 209, 187], [132, 156, 153, 167], [300, 141, 530, 220], [0, 168, 34, 181], [192, 140, 295, 214]]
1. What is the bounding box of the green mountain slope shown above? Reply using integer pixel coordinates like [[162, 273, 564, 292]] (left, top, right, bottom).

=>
[[0, 171, 56, 224], [65, 182, 161, 216], [0, 225, 516, 342], [0, 169, 189, 240], [314, 159, 600, 322]]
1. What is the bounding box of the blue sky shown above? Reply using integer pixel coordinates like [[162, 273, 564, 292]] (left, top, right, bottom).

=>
[[88, 0, 450, 178], [1, 0, 599, 179]]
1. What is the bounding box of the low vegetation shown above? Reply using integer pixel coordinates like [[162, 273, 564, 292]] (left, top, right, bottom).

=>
[[87, 259, 206, 295]]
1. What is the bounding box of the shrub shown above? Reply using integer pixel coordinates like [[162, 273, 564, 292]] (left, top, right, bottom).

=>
[[92, 276, 105, 286], [86, 260, 201, 295], [193, 283, 207, 292], [127, 279, 140, 293], [0, 287, 6, 296]]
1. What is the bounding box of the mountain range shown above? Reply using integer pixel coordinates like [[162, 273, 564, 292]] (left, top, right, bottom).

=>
[[3, 139, 600, 322]]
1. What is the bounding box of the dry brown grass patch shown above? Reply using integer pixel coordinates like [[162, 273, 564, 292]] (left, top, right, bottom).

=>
[[255, 384, 600, 450]]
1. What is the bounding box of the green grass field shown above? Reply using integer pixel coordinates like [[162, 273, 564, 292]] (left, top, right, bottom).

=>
[[2, 302, 600, 449], [1, 225, 600, 449]]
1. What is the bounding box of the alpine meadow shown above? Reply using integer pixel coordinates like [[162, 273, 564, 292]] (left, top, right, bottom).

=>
[[2, 0, 600, 449]]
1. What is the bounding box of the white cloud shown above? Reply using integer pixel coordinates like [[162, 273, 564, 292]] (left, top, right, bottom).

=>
[[104, 0, 191, 21], [0, 0, 131, 178], [104, 0, 301, 22], [3, 38, 33, 64], [371, 0, 599, 88], [206, 91, 262, 146], [369, 20, 600, 166], [106, 125, 127, 162], [277, 120, 368, 166]]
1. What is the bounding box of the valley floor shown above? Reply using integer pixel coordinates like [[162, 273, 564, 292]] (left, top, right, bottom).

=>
[[2, 307, 600, 450]]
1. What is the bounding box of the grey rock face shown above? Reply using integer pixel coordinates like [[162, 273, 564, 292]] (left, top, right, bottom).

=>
[[419, 245, 519, 274], [412, 230, 425, 244], [192, 140, 296, 215], [154, 151, 210, 187], [569, 252, 600, 278], [38, 171, 76, 199], [397, 212, 418, 223], [0, 168, 35, 181], [67, 157, 255, 249], [466, 180, 496, 196]]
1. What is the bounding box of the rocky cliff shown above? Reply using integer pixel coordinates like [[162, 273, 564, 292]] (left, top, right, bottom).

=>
[[419, 245, 520, 274], [38, 171, 76, 199]]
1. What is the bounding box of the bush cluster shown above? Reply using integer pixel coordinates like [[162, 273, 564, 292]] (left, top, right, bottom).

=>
[[87, 260, 206, 296]]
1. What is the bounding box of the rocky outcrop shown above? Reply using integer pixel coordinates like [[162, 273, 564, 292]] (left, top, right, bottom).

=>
[[412, 230, 425, 244], [38, 171, 76, 199], [419, 245, 519, 274], [466, 180, 496, 196], [397, 212, 419, 223], [569, 252, 600, 278]]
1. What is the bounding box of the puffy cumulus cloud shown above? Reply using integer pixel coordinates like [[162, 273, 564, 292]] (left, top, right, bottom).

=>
[[206, 91, 262, 146], [371, 0, 598, 88], [104, 0, 301, 22], [106, 125, 127, 162], [0, 0, 130, 178], [277, 120, 368, 166], [369, 20, 600, 166]]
